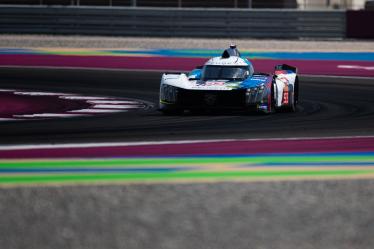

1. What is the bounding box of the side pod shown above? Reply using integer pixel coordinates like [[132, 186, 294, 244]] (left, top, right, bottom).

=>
[[273, 64, 299, 112]]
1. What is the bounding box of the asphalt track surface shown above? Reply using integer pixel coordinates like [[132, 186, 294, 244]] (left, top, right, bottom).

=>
[[0, 67, 374, 144], [1, 67, 374, 249]]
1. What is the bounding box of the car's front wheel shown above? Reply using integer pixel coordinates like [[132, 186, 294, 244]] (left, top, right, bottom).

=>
[[287, 78, 298, 112]]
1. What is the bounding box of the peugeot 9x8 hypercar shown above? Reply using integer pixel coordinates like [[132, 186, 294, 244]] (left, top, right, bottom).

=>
[[159, 45, 299, 114]]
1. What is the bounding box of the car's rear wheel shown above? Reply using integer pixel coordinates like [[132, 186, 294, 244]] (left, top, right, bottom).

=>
[[288, 91, 296, 112], [265, 83, 276, 114], [287, 77, 298, 112]]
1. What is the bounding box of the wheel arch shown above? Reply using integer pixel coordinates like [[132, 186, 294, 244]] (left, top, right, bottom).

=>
[[294, 75, 299, 104]]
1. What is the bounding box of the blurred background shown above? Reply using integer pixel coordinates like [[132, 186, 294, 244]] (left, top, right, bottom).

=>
[[0, 0, 373, 9], [1, 0, 374, 39]]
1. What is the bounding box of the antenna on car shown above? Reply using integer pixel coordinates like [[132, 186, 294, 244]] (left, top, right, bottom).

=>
[[222, 44, 240, 58]]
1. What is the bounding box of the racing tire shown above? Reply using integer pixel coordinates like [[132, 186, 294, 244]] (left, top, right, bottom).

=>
[[287, 77, 299, 112], [294, 76, 299, 105], [285, 85, 297, 113], [288, 91, 296, 112], [269, 83, 276, 114]]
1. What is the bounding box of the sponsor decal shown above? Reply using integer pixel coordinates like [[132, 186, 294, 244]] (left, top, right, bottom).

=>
[[278, 76, 289, 85], [190, 86, 230, 90], [275, 70, 294, 75], [251, 77, 267, 81], [258, 104, 268, 110], [204, 81, 226, 86], [225, 82, 240, 88], [275, 70, 287, 75], [193, 81, 234, 89], [282, 92, 289, 104], [278, 76, 289, 105], [282, 85, 289, 105]]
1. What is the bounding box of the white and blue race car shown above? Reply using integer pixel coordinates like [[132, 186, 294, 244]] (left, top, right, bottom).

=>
[[159, 45, 299, 114]]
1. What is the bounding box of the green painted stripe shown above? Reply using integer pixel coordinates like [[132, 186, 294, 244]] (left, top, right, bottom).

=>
[[0, 169, 373, 184], [1, 155, 373, 168]]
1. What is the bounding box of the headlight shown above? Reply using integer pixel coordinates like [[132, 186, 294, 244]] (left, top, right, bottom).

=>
[[247, 85, 264, 93], [160, 84, 178, 103]]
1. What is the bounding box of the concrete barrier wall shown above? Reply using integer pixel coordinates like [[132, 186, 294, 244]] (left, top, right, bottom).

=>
[[0, 6, 346, 39]]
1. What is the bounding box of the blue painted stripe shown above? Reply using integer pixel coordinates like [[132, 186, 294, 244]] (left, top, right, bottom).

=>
[[105, 49, 374, 61], [110, 49, 374, 61], [0, 48, 39, 55], [245, 51, 374, 61], [2, 48, 374, 61]]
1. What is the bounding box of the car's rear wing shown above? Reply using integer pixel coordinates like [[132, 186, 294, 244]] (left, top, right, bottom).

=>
[[274, 64, 298, 74]]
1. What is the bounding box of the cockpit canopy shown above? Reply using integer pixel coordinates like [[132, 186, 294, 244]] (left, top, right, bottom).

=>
[[202, 65, 250, 81], [198, 45, 254, 81]]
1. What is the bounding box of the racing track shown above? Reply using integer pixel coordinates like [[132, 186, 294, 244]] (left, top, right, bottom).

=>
[[1, 67, 374, 249], [0, 67, 374, 143]]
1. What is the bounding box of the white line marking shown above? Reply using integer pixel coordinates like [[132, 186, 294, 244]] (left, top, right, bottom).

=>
[[93, 104, 143, 109], [13, 91, 72, 96], [69, 109, 124, 113], [13, 113, 86, 118], [88, 100, 139, 104], [338, 65, 374, 71], [0, 89, 16, 92], [299, 74, 374, 80], [60, 96, 114, 100], [0, 118, 19, 121], [0, 135, 373, 151]]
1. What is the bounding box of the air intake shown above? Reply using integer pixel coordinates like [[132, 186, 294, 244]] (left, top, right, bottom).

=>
[[221, 44, 241, 58]]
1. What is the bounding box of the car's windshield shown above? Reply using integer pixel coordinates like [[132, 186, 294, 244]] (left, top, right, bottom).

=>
[[202, 66, 249, 80]]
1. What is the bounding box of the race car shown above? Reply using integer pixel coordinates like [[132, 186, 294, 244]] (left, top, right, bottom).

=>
[[159, 45, 299, 114]]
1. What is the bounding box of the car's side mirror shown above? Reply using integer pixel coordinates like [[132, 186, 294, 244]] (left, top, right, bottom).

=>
[[188, 75, 200, 80], [188, 68, 202, 80]]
